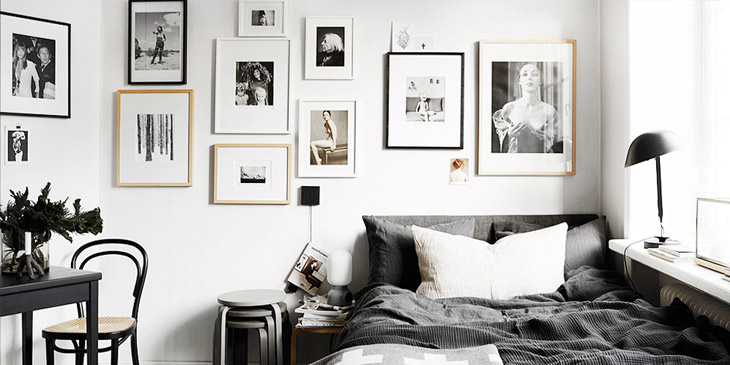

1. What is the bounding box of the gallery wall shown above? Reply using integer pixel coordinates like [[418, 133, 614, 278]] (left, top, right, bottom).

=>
[[1, 0, 602, 363]]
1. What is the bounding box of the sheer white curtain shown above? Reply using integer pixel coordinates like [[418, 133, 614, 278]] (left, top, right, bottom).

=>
[[628, 0, 730, 243]]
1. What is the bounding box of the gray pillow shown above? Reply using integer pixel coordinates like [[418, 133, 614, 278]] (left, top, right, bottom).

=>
[[492, 217, 607, 272], [362, 216, 476, 291]]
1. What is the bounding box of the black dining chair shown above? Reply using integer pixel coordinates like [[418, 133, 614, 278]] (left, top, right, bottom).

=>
[[42, 239, 148, 365]]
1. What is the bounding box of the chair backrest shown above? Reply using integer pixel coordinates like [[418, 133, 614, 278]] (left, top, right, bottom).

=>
[[71, 238, 148, 320]]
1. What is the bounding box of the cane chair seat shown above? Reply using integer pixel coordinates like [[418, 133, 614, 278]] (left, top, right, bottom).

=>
[[43, 317, 136, 339]]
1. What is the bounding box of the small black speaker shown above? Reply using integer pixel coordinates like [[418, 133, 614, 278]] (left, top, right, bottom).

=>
[[301, 186, 320, 206]]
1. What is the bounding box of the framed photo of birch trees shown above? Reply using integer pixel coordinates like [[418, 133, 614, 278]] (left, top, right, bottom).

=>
[[117, 89, 194, 186]]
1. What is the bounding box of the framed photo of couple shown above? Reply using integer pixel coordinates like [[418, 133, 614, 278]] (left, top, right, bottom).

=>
[[128, 0, 188, 84], [0, 12, 70, 118], [298, 100, 357, 178], [478, 40, 576, 176]]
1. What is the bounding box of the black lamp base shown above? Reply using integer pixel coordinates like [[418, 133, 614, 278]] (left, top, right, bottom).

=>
[[644, 236, 680, 249]]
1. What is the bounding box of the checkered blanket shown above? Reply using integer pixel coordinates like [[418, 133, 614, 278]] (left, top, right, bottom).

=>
[[310, 343, 502, 365], [321, 267, 730, 365]]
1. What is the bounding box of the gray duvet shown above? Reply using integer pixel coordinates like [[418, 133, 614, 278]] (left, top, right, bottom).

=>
[[322, 267, 730, 364]]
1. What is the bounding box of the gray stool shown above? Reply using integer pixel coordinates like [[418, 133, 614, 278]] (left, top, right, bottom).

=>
[[217, 289, 287, 365]]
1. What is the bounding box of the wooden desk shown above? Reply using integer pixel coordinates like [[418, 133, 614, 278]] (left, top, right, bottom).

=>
[[291, 326, 343, 365], [0, 266, 101, 365]]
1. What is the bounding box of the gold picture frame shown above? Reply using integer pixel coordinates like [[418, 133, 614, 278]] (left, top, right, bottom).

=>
[[117, 89, 194, 186], [214, 144, 291, 204]]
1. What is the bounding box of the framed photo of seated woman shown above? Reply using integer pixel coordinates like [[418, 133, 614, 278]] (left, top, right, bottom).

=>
[[386, 52, 464, 149], [0, 12, 70, 118], [297, 99, 357, 178], [477, 40, 576, 175]]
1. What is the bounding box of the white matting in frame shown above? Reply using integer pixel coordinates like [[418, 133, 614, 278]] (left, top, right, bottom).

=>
[[298, 100, 357, 178], [477, 40, 575, 176], [117, 89, 193, 186], [305, 17, 354, 80], [214, 144, 291, 204], [215, 38, 290, 134], [238, 0, 286, 37]]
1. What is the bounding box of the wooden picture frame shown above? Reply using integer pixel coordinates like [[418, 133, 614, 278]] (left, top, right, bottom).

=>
[[117, 89, 194, 186], [214, 144, 291, 204]]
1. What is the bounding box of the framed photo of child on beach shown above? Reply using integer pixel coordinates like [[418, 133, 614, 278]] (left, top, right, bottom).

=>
[[128, 0, 187, 84], [386, 52, 464, 149], [0, 12, 71, 118], [477, 40, 576, 176], [298, 100, 357, 178]]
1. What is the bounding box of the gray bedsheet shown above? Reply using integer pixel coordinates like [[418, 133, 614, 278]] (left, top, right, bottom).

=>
[[331, 267, 730, 364]]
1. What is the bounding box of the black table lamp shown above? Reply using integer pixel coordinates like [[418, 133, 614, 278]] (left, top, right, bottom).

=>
[[624, 130, 685, 248]]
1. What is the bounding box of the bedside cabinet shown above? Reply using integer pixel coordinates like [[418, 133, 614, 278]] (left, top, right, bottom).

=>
[[290, 326, 344, 365]]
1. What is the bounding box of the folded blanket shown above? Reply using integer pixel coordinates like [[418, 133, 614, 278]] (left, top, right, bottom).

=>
[[310, 343, 503, 365]]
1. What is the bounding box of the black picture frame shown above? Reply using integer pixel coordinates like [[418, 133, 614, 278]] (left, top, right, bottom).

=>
[[0, 11, 71, 118], [385, 52, 464, 149], [128, 0, 187, 85]]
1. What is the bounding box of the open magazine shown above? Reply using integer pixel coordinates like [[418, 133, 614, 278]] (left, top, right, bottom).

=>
[[287, 243, 328, 294]]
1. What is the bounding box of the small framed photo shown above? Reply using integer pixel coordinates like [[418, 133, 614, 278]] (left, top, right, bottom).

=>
[[5, 125, 29, 165], [478, 40, 576, 175], [449, 158, 469, 185], [298, 100, 357, 178], [117, 89, 194, 186], [238, 0, 286, 37], [0, 12, 71, 118], [305, 17, 354, 80], [214, 144, 291, 205], [215, 38, 290, 134], [128, 0, 187, 84], [386, 52, 464, 149]]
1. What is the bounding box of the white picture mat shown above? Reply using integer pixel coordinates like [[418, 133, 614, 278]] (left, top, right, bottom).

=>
[[298, 100, 357, 177], [118, 92, 191, 184], [388, 55, 462, 147], [478, 42, 574, 174], [215, 38, 290, 134], [0, 13, 69, 116], [304, 17, 354, 80], [215, 145, 289, 202], [238, 0, 286, 37], [129, 1, 185, 83], [391, 21, 416, 52]]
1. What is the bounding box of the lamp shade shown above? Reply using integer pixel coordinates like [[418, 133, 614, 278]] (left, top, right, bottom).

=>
[[625, 130, 685, 167], [327, 249, 352, 286]]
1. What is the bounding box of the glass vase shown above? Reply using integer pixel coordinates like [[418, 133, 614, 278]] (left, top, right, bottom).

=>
[[1, 231, 50, 274]]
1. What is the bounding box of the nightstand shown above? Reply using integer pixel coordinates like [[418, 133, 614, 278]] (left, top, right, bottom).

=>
[[290, 326, 344, 365]]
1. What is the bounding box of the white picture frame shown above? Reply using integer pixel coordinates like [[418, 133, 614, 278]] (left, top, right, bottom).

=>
[[214, 144, 291, 205], [304, 16, 354, 80], [477, 40, 576, 176], [215, 38, 290, 134], [4, 124, 30, 165], [298, 100, 357, 178], [117, 89, 194, 186], [238, 0, 286, 37]]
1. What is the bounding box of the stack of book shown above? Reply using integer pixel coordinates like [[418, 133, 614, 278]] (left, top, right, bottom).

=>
[[648, 246, 695, 263], [295, 303, 353, 328]]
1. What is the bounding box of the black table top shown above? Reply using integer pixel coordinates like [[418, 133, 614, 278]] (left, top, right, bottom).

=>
[[0, 266, 101, 296]]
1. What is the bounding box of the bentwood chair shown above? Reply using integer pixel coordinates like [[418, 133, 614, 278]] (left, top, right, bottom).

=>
[[42, 239, 148, 365]]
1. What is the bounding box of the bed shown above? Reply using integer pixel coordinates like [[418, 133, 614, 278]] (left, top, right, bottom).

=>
[[310, 214, 730, 364]]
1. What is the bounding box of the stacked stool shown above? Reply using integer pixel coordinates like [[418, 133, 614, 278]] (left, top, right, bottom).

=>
[[215, 289, 290, 365]]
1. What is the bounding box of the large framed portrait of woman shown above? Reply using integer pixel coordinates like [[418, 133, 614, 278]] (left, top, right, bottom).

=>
[[478, 40, 576, 175], [0, 12, 70, 118], [297, 100, 357, 178]]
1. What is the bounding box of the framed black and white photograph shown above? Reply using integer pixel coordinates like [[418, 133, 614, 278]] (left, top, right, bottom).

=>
[[298, 100, 357, 178], [386, 52, 464, 149], [305, 17, 354, 80], [478, 40, 575, 175], [238, 0, 286, 37], [117, 89, 194, 186], [214, 144, 291, 205], [215, 38, 290, 134], [5, 126, 29, 165], [0, 12, 70, 118], [128, 0, 187, 84]]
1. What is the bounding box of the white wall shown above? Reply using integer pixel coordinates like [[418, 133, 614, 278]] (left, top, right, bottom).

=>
[[2, 0, 602, 363]]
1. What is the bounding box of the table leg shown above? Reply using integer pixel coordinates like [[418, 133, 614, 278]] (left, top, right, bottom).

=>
[[22, 311, 32, 365], [86, 280, 99, 365], [270, 303, 282, 365], [220, 306, 231, 365]]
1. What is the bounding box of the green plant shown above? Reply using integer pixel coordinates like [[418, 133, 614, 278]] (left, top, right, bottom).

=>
[[0, 182, 103, 271]]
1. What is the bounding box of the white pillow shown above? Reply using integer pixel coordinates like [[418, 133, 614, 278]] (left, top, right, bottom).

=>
[[413, 222, 567, 300]]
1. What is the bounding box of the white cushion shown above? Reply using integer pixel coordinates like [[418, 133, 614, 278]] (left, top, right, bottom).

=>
[[413, 223, 567, 300]]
